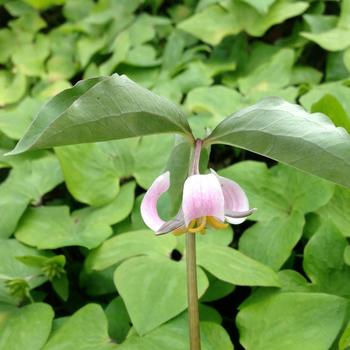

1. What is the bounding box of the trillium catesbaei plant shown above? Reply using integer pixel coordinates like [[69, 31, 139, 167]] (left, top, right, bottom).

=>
[[8, 74, 350, 350]]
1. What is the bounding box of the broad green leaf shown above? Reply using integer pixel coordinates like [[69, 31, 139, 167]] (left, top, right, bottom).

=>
[[12, 34, 50, 77], [43, 304, 116, 350], [237, 292, 348, 350], [23, 0, 65, 9], [85, 229, 177, 271], [303, 222, 350, 298], [290, 66, 322, 85], [238, 49, 294, 95], [104, 297, 130, 343], [201, 272, 235, 302], [311, 94, 350, 133], [339, 319, 350, 350], [0, 152, 63, 238], [317, 186, 350, 237], [15, 182, 135, 249], [0, 29, 14, 63], [300, 82, 350, 118], [178, 4, 240, 45], [0, 71, 27, 107], [239, 212, 305, 270], [0, 97, 42, 140], [0, 240, 48, 304], [56, 135, 173, 206], [219, 161, 334, 222], [8, 74, 192, 156], [207, 97, 350, 188], [119, 313, 233, 350], [301, 0, 350, 51], [114, 255, 209, 335], [197, 245, 280, 287], [0, 303, 54, 350], [185, 85, 244, 119], [240, 0, 276, 14]]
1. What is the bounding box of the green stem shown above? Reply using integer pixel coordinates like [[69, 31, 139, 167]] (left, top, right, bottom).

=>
[[186, 232, 201, 350]]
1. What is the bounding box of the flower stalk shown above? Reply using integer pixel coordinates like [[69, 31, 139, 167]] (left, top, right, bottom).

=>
[[186, 139, 203, 350]]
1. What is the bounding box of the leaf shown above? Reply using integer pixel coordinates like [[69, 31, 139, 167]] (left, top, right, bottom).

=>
[[239, 0, 276, 14], [114, 255, 209, 335], [196, 245, 280, 287], [43, 304, 116, 350], [185, 85, 244, 119], [219, 161, 334, 222], [239, 212, 305, 270], [311, 94, 350, 133], [0, 151, 63, 238], [178, 4, 240, 45], [303, 222, 350, 298], [237, 292, 348, 350], [104, 297, 130, 343], [237, 48, 294, 95], [206, 97, 350, 188], [56, 135, 174, 206], [119, 313, 233, 350], [0, 240, 48, 304], [0, 71, 27, 107], [52, 275, 69, 301], [15, 182, 135, 249], [301, 0, 350, 51], [0, 97, 42, 140], [317, 186, 350, 237], [85, 229, 177, 271], [7, 74, 192, 156], [0, 303, 54, 350], [339, 319, 350, 350]]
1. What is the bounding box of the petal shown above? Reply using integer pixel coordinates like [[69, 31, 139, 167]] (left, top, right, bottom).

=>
[[182, 174, 225, 226], [210, 169, 250, 224], [140, 172, 170, 232]]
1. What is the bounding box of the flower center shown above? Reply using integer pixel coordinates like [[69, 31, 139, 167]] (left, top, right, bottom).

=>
[[172, 216, 228, 236]]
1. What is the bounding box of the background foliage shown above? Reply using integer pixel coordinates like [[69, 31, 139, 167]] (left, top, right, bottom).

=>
[[1, 0, 350, 349]]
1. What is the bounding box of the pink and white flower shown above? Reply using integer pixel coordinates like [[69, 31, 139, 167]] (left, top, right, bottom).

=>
[[141, 169, 255, 235]]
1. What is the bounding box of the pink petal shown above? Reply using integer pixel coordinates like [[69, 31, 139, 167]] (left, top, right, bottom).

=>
[[182, 174, 225, 226], [141, 172, 170, 232], [210, 169, 250, 224]]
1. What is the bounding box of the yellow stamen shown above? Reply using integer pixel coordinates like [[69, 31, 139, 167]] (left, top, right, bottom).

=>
[[172, 220, 196, 236], [207, 216, 228, 229], [188, 217, 207, 233]]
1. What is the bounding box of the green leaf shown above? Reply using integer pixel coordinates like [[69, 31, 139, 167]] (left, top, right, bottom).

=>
[[0, 240, 48, 304], [0, 71, 27, 107], [0, 151, 63, 238], [43, 304, 115, 350], [114, 255, 209, 335], [0, 97, 42, 140], [119, 313, 233, 350], [317, 186, 350, 237], [237, 48, 294, 95], [0, 303, 54, 350], [52, 275, 69, 301], [219, 161, 334, 222], [8, 74, 192, 156], [301, 0, 350, 51], [237, 292, 348, 350], [206, 97, 350, 188], [311, 94, 350, 133], [85, 229, 177, 271], [239, 212, 305, 270], [56, 135, 173, 206], [15, 182, 135, 249], [178, 4, 240, 45], [303, 222, 350, 298], [339, 319, 350, 350], [104, 297, 130, 343], [197, 245, 280, 287], [239, 0, 276, 14]]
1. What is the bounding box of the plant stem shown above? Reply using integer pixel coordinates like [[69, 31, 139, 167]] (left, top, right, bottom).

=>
[[186, 232, 201, 350]]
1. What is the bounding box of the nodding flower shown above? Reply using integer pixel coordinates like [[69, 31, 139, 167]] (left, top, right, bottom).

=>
[[140, 140, 256, 235]]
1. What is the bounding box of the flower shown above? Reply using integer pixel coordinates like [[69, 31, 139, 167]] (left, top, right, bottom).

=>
[[141, 169, 255, 235]]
